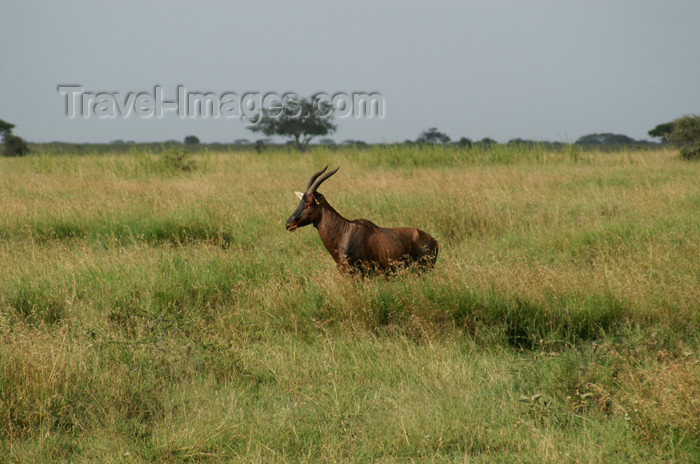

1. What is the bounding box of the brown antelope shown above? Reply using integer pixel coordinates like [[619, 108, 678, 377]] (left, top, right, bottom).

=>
[[286, 166, 439, 273]]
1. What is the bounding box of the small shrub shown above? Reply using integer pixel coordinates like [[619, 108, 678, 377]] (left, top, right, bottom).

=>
[[680, 144, 700, 161], [161, 146, 196, 172], [254, 139, 265, 153]]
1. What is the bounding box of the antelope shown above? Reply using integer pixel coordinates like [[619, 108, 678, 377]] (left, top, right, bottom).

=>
[[286, 166, 438, 274]]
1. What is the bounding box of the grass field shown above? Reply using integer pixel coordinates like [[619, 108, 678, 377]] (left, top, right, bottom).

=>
[[1, 145, 698, 462]]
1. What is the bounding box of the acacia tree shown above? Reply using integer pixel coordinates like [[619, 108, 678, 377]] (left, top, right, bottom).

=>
[[248, 98, 336, 152], [648, 121, 675, 143], [417, 127, 450, 145], [665, 115, 700, 160], [0, 119, 14, 136]]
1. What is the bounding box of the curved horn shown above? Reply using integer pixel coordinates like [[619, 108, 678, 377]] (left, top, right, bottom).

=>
[[308, 166, 340, 194], [304, 166, 328, 192]]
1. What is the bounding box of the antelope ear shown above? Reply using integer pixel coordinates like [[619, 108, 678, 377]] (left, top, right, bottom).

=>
[[294, 191, 305, 200]]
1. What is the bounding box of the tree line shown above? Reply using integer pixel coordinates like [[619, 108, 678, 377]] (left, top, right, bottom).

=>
[[2, 106, 699, 159]]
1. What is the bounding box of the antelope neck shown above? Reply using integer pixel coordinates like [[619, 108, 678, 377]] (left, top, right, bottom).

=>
[[315, 203, 351, 255]]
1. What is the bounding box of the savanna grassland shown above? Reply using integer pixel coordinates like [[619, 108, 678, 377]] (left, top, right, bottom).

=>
[[0, 144, 698, 463]]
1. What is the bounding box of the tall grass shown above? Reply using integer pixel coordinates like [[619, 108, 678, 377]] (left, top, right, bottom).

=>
[[0, 146, 698, 462]]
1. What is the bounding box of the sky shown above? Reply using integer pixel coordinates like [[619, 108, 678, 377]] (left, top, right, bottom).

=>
[[1, 0, 699, 144]]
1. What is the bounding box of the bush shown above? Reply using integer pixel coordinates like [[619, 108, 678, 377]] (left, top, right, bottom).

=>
[[666, 115, 700, 160], [680, 145, 700, 160], [1, 119, 29, 156], [254, 139, 265, 153], [3, 134, 29, 157], [161, 146, 196, 172]]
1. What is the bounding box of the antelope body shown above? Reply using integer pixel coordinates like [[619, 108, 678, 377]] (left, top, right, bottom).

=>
[[286, 166, 438, 273]]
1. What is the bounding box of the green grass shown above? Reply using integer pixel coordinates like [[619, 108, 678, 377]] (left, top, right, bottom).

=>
[[1, 145, 699, 462]]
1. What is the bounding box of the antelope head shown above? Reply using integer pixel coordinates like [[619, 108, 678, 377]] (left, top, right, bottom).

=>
[[286, 165, 339, 232]]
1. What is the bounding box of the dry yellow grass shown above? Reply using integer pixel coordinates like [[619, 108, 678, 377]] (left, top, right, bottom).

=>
[[0, 145, 698, 462]]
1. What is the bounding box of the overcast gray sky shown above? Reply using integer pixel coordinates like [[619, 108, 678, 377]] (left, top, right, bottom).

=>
[[1, 0, 699, 144]]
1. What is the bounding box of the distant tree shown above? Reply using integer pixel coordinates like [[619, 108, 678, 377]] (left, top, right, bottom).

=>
[[341, 139, 368, 147], [508, 138, 539, 147], [648, 122, 674, 143], [1, 119, 29, 156], [248, 97, 336, 152], [458, 137, 473, 148], [606, 134, 636, 145], [575, 133, 637, 145], [665, 115, 700, 160], [319, 138, 335, 145], [110, 139, 126, 144], [478, 137, 497, 148], [184, 135, 200, 144], [417, 127, 450, 144], [234, 138, 251, 144]]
